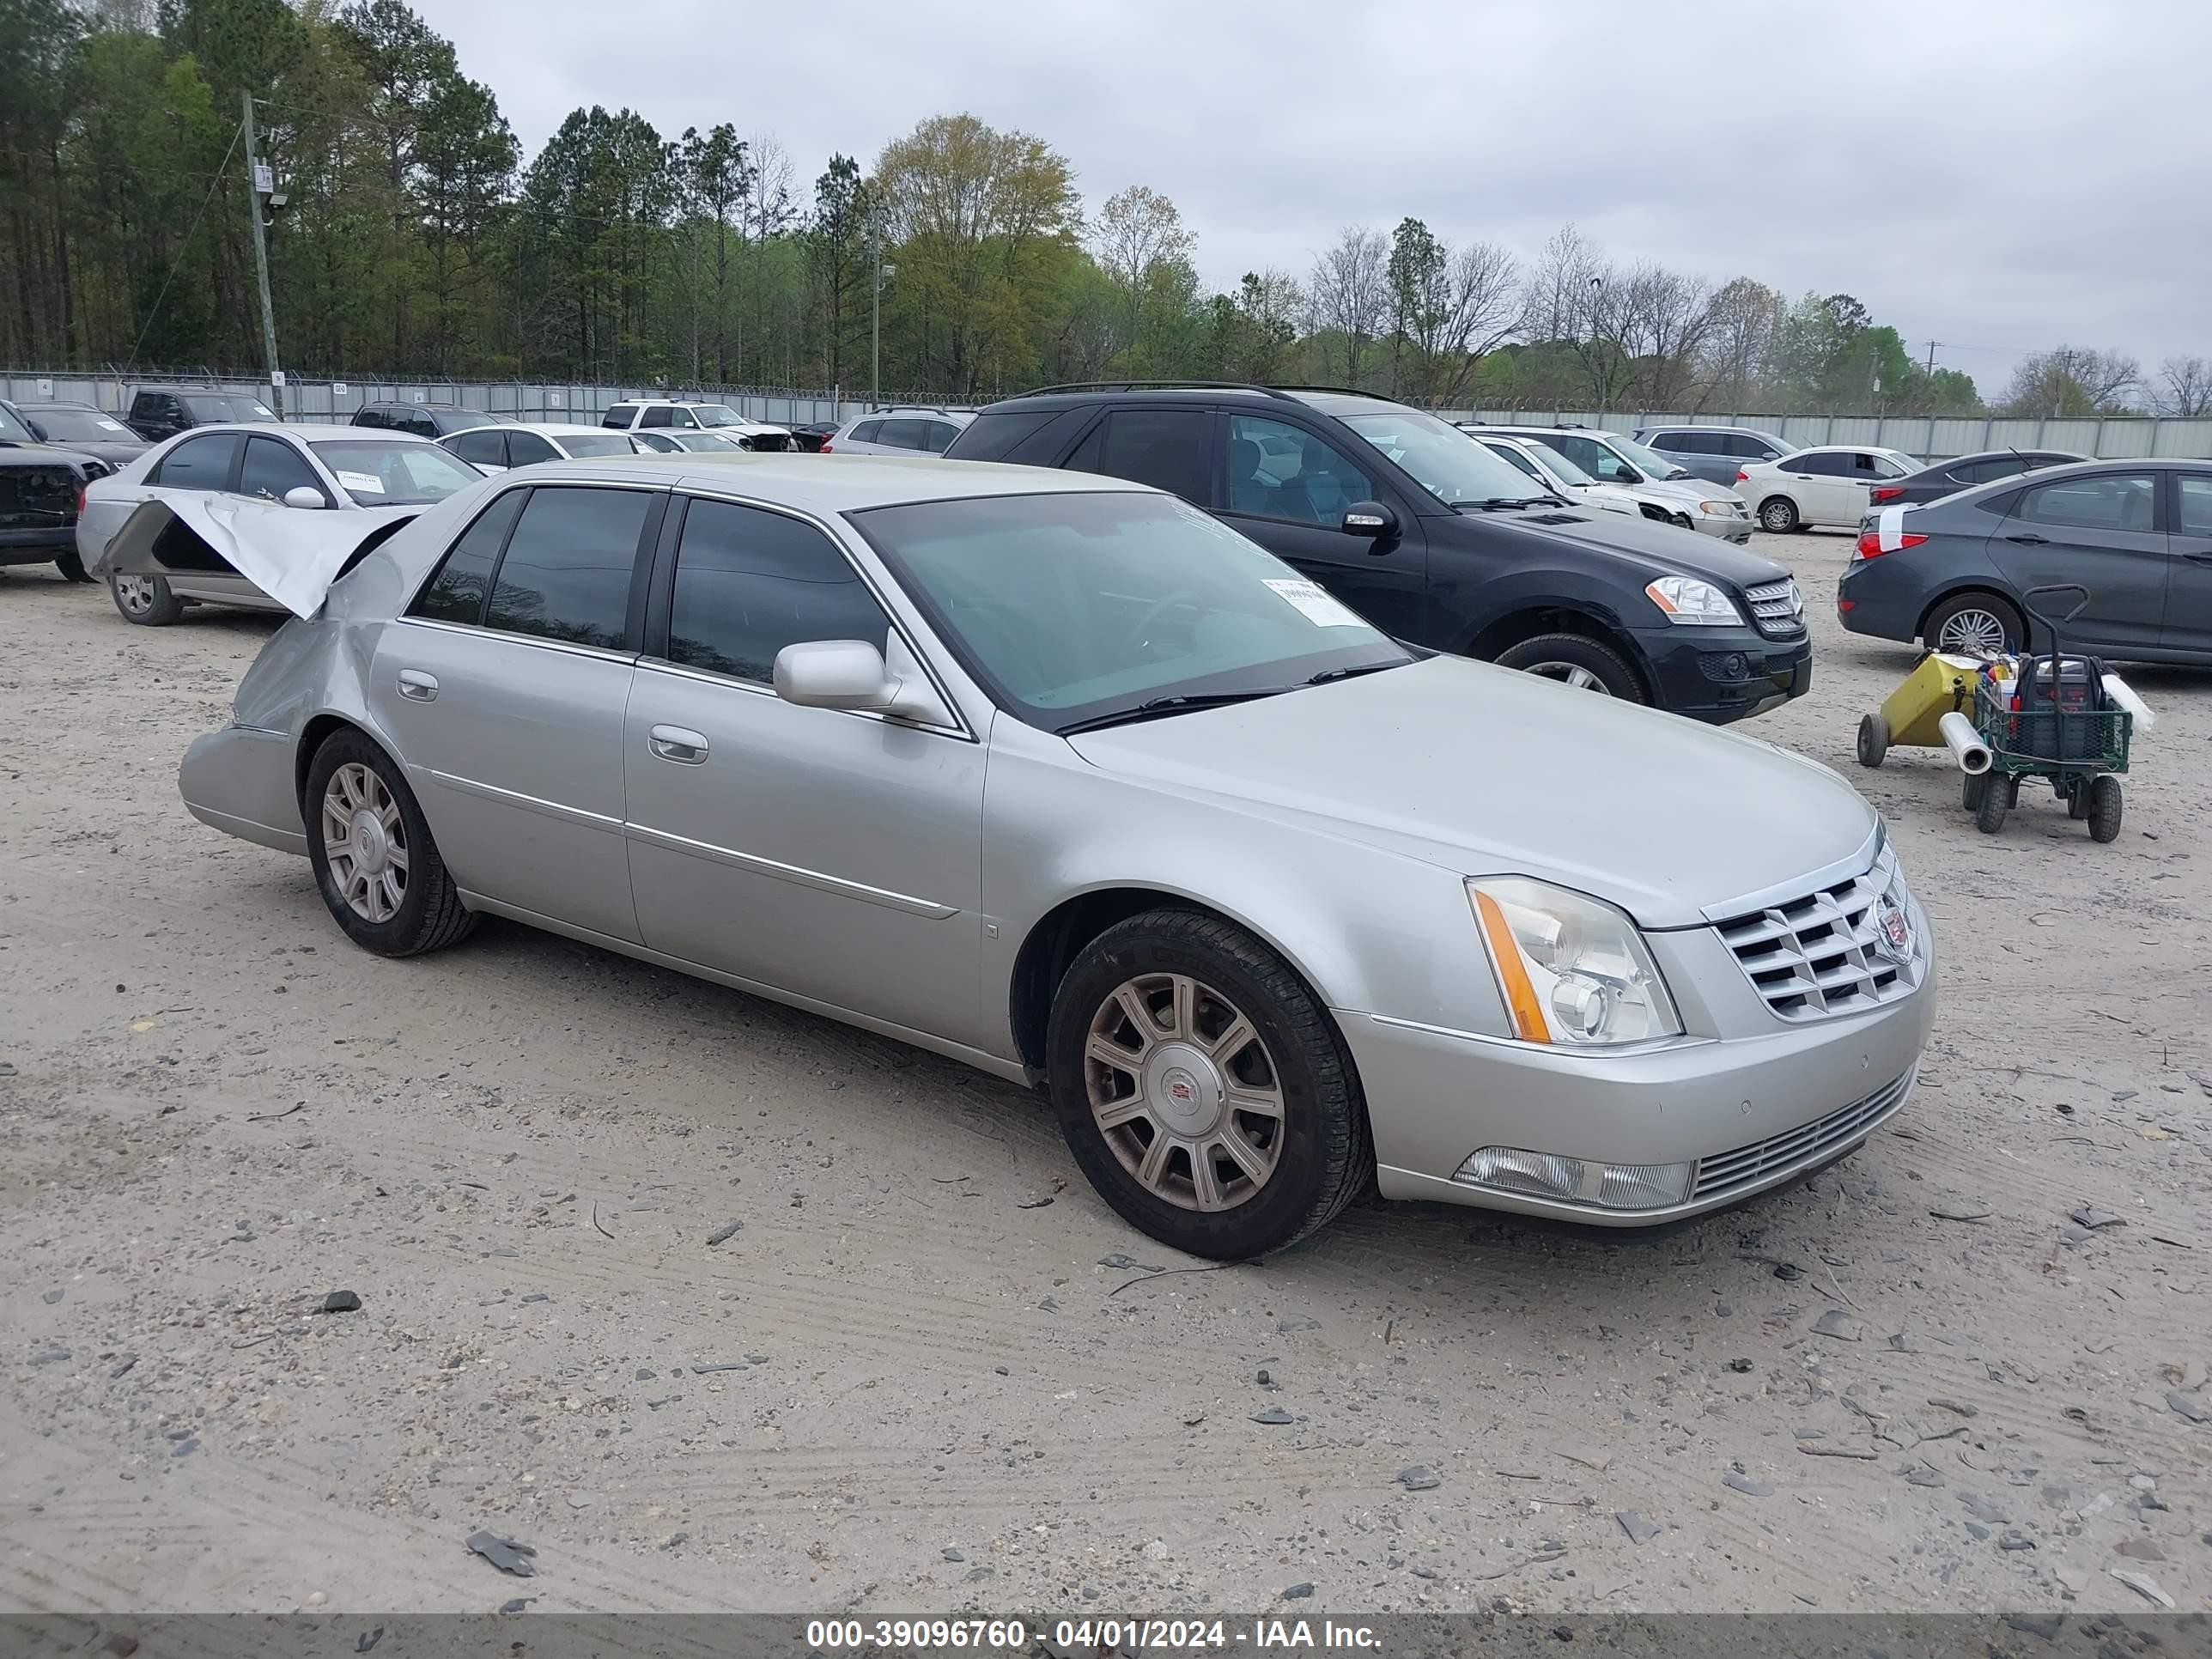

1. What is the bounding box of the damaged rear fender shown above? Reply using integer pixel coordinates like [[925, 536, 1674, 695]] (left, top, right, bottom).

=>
[[93, 495, 418, 618]]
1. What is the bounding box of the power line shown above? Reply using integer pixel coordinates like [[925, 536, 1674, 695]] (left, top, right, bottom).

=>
[[124, 115, 245, 374]]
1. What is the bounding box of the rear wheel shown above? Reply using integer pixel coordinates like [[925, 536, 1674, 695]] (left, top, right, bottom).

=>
[[1975, 773, 2010, 834], [109, 569, 182, 625], [1757, 495, 1800, 533], [1856, 713, 1889, 769], [1924, 592, 2022, 657], [1962, 772, 1985, 811], [1046, 909, 1370, 1260], [1492, 633, 1645, 702], [2087, 775, 2123, 843], [54, 547, 92, 583], [304, 729, 477, 957]]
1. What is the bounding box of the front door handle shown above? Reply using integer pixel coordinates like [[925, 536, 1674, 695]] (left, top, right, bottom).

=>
[[2005, 532, 2050, 545], [648, 725, 709, 764], [397, 668, 439, 702]]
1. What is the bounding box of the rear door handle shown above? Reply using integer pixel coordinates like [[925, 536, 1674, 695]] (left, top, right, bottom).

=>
[[648, 725, 709, 764], [2005, 533, 2050, 545], [397, 668, 439, 702]]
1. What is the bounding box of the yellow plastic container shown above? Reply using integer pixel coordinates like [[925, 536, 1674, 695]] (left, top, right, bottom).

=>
[[1880, 653, 1998, 747]]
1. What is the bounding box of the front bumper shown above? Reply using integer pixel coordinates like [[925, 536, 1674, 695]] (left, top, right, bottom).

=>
[[1, 523, 77, 564], [1345, 887, 1936, 1226], [1689, 509, 1753, 544], [1636, 624, 1810, 725]]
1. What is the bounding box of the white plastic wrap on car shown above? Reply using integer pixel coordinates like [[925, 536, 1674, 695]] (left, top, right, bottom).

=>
[[87, 495, 417, 619]]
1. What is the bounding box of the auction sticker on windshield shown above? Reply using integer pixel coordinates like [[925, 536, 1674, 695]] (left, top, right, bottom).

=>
[[1263, 578, 1364, 627], [337, 471, 386, 495]]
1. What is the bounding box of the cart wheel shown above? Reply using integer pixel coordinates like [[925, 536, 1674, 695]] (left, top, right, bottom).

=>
[[1855, 713, 1889, 769], [1962, 772, 1986, 811], [1975, 775, 2009, 835], [2087, 775, 2122, 843], [2067, 781, 2092, 820]]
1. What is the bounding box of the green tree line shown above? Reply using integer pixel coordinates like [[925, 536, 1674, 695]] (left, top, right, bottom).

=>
[[5, 0, 2188, 414]]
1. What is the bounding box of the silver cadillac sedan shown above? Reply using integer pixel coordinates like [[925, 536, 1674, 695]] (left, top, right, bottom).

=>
[[173, 453, 1934, 1258]]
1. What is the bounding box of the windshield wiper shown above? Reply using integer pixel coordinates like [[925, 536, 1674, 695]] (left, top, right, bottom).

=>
[[1306, 659, 1407, 686], [1452, 495, 1560, 511], [1057, 688, 1291, 736]]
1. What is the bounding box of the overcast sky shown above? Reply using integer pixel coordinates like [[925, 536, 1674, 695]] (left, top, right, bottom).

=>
[[411, 0, 2210, 400]]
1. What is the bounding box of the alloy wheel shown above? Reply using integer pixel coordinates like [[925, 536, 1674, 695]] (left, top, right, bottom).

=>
[[113, 574, 155, 615], [321, 762, 409, 923], [1524, 662, 1608, 692], [1084, 972, 1285, 1212], [1936, 608, 2008, 656], [1759, 500, 1796, 532]]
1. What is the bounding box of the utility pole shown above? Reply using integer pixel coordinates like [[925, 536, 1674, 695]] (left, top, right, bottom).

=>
[[242, 93, 284, 419], [870, 204, 882, 409]]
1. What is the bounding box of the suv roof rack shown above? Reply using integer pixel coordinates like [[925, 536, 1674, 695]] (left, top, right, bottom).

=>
[[1011, 380, 1298, 400]]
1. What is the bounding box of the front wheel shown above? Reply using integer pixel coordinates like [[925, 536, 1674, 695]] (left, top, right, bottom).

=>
[[2087, 775, 2123, 843], [1757, 496, 1800, 533], [1924, 592, 2022, 658], [1492, 634, 1646, 702], [110, 569, 182, 625], [1975, 773, 2011, 834], [1045, 909, 1370, 1260], [1856, 713, 1889, 769], [304, 729, 478, 957]]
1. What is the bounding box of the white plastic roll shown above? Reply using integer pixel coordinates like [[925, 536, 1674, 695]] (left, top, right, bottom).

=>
[[2102, 673, 2155, 730], [1939, 711, 1991, 775]]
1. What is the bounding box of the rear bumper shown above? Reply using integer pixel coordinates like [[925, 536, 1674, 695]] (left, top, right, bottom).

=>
[[1835, 557, 1930, 645], [0, 524, 76, 563], [179, 725, 307, 856], [1636, 625, 1811, 725]]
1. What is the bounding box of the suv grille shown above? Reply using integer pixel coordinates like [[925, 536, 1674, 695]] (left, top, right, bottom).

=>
[[1713, 847, 1922, 1021], [1744, 577, 1804, 638], [1692, 1069, 1913, 1200]]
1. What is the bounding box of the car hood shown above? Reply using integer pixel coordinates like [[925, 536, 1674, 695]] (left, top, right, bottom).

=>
[[1066, 656, 1875, 929], [1479, 504, 1787, 586], [89, 494, 421, 617]]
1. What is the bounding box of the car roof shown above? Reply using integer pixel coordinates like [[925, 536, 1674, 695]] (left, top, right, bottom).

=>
[[171, 421, 439, 443], [500, 422, 629, 437], [1786, 442, 1915, 456], [463, 452, 1152, 514], [18, 399, 106, 410], [1917, 447, 2087, 469]]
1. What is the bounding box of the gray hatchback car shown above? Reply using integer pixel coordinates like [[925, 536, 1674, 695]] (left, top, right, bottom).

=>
[[172, 454, 1935, 1256]]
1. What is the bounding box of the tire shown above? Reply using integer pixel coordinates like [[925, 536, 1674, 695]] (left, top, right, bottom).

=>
[[54, 546, 92, 583], [1856, 713, 1889, 769], [2067, 781, 2091, 820], [1923, 592, 2022, 658], [1975, 773, 2010, 834], [1492, 633, 1646, 702], [1962, 772, 1986, 811], [109, 568, 182, 625], [1044, 908, 1371, 1260], [1757, 495, 1799, 533], [303, 728, 478, 957], [2087, 775, 2123, 843]]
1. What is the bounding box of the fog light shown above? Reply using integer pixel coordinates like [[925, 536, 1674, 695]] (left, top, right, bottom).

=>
[[1453, 1146, 1695, 1212], [1698, 651, 1750, 683]]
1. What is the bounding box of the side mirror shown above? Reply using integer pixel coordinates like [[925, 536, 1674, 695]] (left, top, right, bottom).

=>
[[283, 485, 329, 509], [773, 638, 951, 726], [1340, 500, 1396, 538]]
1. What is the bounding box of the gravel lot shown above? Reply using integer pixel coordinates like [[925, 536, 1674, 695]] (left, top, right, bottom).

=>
[[2, 527, 2207, 1618]]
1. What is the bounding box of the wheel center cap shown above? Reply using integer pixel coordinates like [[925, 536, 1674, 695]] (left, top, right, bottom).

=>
[[1147, 1042, 1224, 1136], [349, 809, 389, 875]]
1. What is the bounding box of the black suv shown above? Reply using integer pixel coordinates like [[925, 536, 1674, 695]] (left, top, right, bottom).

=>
[[125, 386, 280, 441], [944, 385, 1810, 723], [352, 402, 512, 439]]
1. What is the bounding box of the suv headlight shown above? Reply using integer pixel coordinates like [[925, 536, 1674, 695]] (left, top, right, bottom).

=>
[[1468, 878, 1681, 1046], [1645, 576, 1744, 626], [1695, 499, 1735, 515]]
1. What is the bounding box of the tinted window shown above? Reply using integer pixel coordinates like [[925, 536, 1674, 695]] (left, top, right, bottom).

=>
[[409, 488, 526, 626], [484, 486, 651, 648], [849, 420, 884, 443], [1486, 442, 1542, 481], [240, 435, 325, 503], [1790, 452, 1842, 477], [2177, 475, 2212, 537], [506, 431, 558, 465], [450, 428, 507, 467], [948, 409, 1057, 460], [877, 418, 928, 450], [2016, 473, 2157, 533], [665, 498, 891, 684], [556, 433, 641, 459], [153, 432, 242, 490], [1655, 430, 1706, 453], [1723, 434, 1771, 459], [921, 421, 960, 454], [353, 408, 388, 429], [1953, 458, 2016, 484], [604, 405, 637, 429], [641, 405, 674, 428], [1547, 433, 1635, 483], [1083, 409, 1214, 503], [182, 394, 276, 422]]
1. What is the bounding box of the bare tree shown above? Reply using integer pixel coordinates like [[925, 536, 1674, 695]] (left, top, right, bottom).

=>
[[1613, 261, 1716, 410], [2000, 346, 2141, 416], [1306, 226, 1387, 386], [1091, 185, 1194, 366], [1698, 276, 1783, 411], [2154, 353, 2212, 417], [1521, 222, 1598, 346]]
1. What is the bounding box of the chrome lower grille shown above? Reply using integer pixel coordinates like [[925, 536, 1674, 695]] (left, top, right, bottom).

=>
[[1714, 846, 1923, 1021], [1692, 1068, 1913, 1200], [1744, 576, 1805, 638]]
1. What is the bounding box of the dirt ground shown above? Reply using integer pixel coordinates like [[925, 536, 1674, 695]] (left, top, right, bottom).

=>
[[2, 527, 2208, 1620]]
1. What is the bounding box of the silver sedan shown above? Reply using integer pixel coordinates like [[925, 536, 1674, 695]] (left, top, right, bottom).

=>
[[175, 454, 1935, 1257]]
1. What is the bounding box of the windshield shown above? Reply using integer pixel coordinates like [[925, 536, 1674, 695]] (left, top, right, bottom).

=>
[[674, 430, 744, 451], [853, 491, 1412, 734], [1521, 441, 1600, 488], [0, 404, 35, 442], [183, 394, 278, 422], [556, 433, 641, 458], [307, 438, 483, 506], [1611, 434, 1688, 479], [689, 406, 742, 428], [26, 407, 135, 443], [1337, 409, 1556, 507]]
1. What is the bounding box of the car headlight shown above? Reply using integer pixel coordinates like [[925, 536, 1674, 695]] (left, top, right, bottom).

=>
[[1644, 576, 1744, 626], [1696, 499, 1734, 515], [1467, 878, 1681, 1046]]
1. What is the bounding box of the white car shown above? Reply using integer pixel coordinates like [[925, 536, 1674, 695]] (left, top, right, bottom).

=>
[[1735, 444, 1918, 533], [1474, 434, 1675, 525], [1466, 425, 1752, 544], [824, 407, 975, 456], [437, 422, 659, 474], [76, 422, 483, 625], [599, 399, 793, 452], [629, 428, 753, 456]]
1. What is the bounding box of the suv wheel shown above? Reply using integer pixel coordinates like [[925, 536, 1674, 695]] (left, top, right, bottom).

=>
[[1492, 634, 1645, 701], [1757, 496, 1800, 532], [1046, 909, 1370, 1259]]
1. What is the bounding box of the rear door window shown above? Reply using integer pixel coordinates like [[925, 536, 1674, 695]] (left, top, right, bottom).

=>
[[2015, 473, 2158, 532], [921, 421, 961, 453], [152, 432, 243, 490], [947, 407, 1058, 459], [641, 405, 674, 428], [603, 404, 638, 429], [2176, 474, 2212, 537], [1789, 452, 1842, 477], [1079, 408, 1214, 504], [848, 420, 884, 444], [483, 485, 654, 649], [506, 431, 559, 465], [450, 428, 509, 468], [877, 419, 928, 450], [663, 497, 893, 684], [409, 488, 528, 626], [239, 435, 325, 503]]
